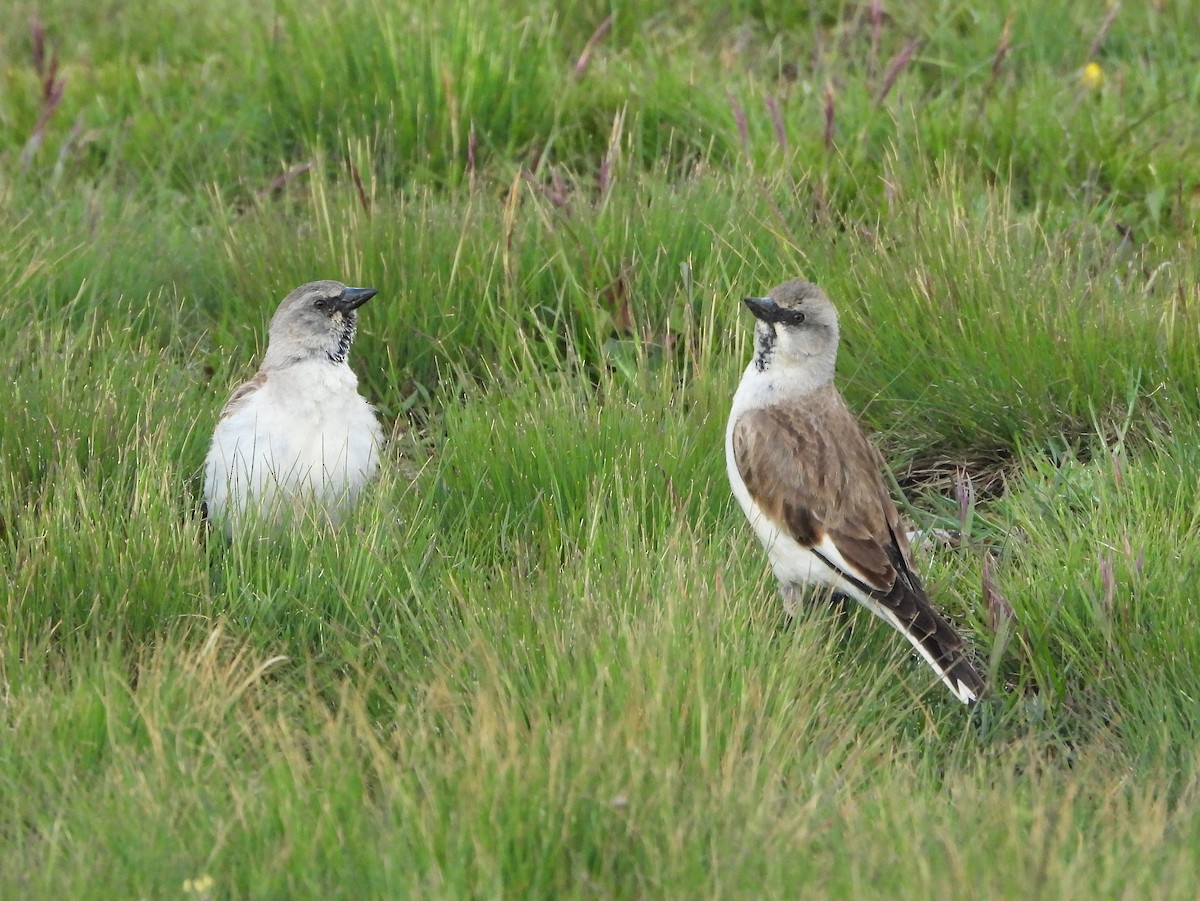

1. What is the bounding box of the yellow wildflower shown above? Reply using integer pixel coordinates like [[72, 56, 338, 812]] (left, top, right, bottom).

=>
[[1081, 62, 1104, 89]]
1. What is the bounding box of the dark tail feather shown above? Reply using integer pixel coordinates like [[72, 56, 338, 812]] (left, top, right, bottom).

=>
[[873, 532, 987, 704], [900, 605, 986, 704], [811, 537, 986, 704]]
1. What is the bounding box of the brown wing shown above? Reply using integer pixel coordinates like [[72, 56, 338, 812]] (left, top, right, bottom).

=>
[[217, 370, 267, 421], [732, 384, 909, 592], [732, 386, 985, 701]]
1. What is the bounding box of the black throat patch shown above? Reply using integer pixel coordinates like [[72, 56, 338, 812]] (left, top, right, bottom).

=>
[[752, 325, 776, 372], [327, 312, 357, 364]]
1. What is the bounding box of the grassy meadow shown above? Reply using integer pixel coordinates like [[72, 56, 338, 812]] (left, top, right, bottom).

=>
[[2, 0, 1200, 896]]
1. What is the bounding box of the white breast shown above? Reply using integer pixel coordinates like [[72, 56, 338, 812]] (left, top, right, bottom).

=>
[[203, 361, 383, 533]]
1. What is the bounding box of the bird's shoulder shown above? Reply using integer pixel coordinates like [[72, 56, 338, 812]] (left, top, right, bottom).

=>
[[731, 384, 882, 499], [217, 370, 268, 422]]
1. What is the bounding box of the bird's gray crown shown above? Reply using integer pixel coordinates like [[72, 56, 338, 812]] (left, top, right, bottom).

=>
[[264, 280, 378, 368]]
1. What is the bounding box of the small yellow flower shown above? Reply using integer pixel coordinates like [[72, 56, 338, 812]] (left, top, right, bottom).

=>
[[1081, 61, 1104, 89]]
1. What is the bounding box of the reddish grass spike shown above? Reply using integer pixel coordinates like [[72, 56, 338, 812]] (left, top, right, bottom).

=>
[[1099, 551, 1115, 612], [727, 92, 749, 155], [30, 16, 46, 76], [993, 13, 1014, 79], [43, 56, 61, 102], [601, 262, 634, 335], [597, 152, 612, 198], [764, 95, 787, 153], [869, 0, 883, 80], [876, 38, 921, 103], [979, 12, 1015, 110], [823, 82, 836, 151], [19, 22, 67, 171], [466, 121, 477, 179], [573, 15, 614, 79], [348, 161, 370, 212], [550, 168, 569, 207]]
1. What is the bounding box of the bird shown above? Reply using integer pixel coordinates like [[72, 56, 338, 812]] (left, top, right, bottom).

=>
[[725, 279, 985, 704], [203, 280, 385, 535]]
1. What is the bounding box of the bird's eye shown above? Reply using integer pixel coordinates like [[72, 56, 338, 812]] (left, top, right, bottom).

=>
[[785, 310, 805, 325], [313, 299, 326, 310]]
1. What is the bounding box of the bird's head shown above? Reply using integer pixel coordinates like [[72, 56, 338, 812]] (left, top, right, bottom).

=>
[[742, 279, 840, 375], [265, 280, 378, 367]]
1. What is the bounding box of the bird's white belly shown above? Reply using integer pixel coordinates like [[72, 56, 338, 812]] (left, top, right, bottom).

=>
[[204, 368, 381, 532]]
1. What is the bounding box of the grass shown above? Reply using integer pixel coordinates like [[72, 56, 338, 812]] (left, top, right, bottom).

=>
[[2, 0, 1200, 896]]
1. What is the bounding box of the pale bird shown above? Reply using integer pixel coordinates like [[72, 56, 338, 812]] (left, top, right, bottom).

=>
[[726, 279, 985, 704], [203, 280, 385, 534]]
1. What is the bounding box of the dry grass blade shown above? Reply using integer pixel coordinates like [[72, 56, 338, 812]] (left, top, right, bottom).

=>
[[1087, 3, 1122, 61]]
